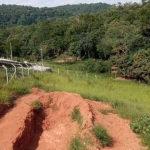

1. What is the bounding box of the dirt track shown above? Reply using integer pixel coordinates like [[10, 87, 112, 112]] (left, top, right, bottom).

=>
[[0, 88, 146, 150]]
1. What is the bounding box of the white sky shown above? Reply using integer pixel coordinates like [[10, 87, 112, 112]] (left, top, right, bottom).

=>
[[0, 0, 141, 7]]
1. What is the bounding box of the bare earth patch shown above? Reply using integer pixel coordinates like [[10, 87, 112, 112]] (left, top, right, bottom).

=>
[[0, 88, 147, 150]]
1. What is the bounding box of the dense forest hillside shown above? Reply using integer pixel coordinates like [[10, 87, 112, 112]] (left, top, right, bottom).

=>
[[0, 1, 150, 82], [0, 3, 110, 26]]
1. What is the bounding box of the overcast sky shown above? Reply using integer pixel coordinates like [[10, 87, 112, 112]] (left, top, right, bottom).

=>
[[0, 0, 141, 7]]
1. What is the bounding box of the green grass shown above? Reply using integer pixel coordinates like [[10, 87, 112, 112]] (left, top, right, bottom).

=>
[[70, 136, 87, 150], [92, 125, 112, 147], [99, 109, 114, 115], [0, 62, 150, 148], [30, 100, 42, 109], [71, 107, 83, 125]]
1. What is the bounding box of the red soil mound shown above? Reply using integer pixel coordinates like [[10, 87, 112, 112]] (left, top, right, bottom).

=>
[[0, 88, 147, 150]]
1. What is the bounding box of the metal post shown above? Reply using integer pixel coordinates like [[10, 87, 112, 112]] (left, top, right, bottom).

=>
[[19, 64, 24, 78], [2, 65, 8, 84], [32, 64, 35, 73], [10, 43, 12, 60], [11, 63, 17, 79], [25, 63, 30, 76], [41, 49, 43, 67]]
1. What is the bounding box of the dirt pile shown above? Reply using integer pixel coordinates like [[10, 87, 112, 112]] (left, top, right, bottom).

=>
[[0, 88, 146, 150]]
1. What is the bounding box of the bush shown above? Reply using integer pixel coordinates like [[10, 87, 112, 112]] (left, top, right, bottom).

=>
[[92, 125, 112, 146], [79, 59, 110, 73], [118, 48, 150, 83]]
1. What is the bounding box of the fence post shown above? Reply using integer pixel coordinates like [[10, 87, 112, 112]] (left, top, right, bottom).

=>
[[86, 73, 88, 77], [32, 64, 35, 73], [25, 63, 30, 76], [2, 65, 8, 84], [95, 75, 97, 79], [19, 64, 24, 78], [11, 63, 17, 79]]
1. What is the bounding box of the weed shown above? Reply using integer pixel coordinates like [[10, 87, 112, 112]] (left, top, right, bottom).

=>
[[130, 115, 150, 148], [92, 124, 112, 147], [99, 109, 114, 115], [71, 107, 83, 125], [130, 115, 150, 134], [70, 136, 87, 150], [30, 100, 42, 109]]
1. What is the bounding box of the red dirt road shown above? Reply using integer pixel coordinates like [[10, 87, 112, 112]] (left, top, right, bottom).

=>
[[0, 88, 147, 150]]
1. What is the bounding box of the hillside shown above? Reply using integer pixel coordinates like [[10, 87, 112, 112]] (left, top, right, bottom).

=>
[[0, 1, 150, 82], [0, 88, 146, 150], [0, 3, 110, 26]]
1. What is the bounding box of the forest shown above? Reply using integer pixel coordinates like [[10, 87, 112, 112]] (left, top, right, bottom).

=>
[[0, 1, 150, 82], [0, 3, 110, 26]]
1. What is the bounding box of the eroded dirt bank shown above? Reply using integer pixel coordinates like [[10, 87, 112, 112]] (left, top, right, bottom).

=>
[[0, 88, 147, 150]]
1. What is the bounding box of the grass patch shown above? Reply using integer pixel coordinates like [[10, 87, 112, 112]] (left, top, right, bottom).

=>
[[92, 124, 112, 147], [99, 109, 114, 115], [71, 107, 83, 125], [30, 100, 42, 109], [70, 136, 87, 150], [130, 115, 150, 149]]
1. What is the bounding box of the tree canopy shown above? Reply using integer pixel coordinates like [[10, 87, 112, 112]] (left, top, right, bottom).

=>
[[0, 1, 150, 82]]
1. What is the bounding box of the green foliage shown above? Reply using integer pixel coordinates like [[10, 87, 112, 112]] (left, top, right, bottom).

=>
[[99, 109, 114, 115], [118, 48, 150, 82], [71, 107, 83, 125], [130, 115, 150, 148], [0, 3, 111, 26], [80, 59, 110, 73], [30, 100, 42, 109], [130, 115, 150, 135], [92, 125, 112, 146], [0, 2, 150, 83], [70, 136, 87, 150]]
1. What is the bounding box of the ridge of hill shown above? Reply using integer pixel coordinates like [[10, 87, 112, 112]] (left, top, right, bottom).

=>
[[0, 3, 111, 26]]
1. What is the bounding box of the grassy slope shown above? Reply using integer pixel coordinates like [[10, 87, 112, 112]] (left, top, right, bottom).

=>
[[1, 62, 150, 119], [0, 62, 150, 148]]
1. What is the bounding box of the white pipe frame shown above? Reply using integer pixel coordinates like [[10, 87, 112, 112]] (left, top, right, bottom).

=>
[[11, 63, 17, 79], [2, 65, 8, 84]]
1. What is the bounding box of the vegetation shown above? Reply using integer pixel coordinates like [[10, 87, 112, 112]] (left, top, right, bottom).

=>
[[30, 100, 42, 109], [92, 124, 112, 146], [99, 109, 114, 115], [71, 107, 83, 125], [0, 3, 110, 26], [130, 115, 150, 148], [0, 63, 150, 147], [0, 1, 150, 147], [70, 136, 87, 150], [0, 1, 150, 82]]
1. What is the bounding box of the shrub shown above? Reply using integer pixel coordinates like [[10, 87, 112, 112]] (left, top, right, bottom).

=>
[[71, 107, 83, 125], [92, 125, 112, 146], [79, 59, 110, 73]]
